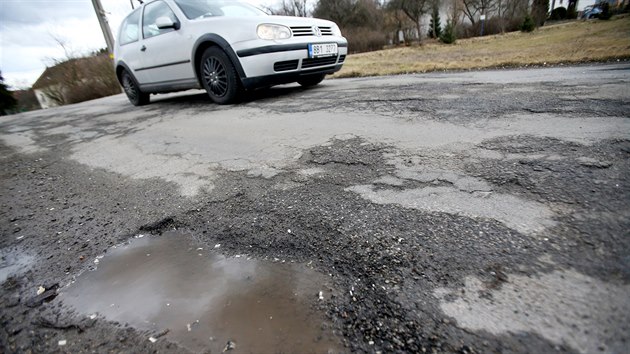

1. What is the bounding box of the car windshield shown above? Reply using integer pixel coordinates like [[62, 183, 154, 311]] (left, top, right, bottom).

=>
[[173, 0, 266, 19]]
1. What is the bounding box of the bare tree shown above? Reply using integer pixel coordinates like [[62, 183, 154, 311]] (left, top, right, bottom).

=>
[[461, 0, 497, 25], [313, 0, 361, 27], [445, 0, 463, 25], [496, 0, 506, 32], [500, 0, 528, 29], [265, 0, 312, 16], [314, 0, 388, 52], [384, 5, 417, 44], [390, 0, 431, 41], [315, 0, 386, 28], [49, 32, 77, 60]]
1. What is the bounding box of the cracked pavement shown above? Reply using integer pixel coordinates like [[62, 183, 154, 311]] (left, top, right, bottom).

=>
[[1, 63, 629, 353]]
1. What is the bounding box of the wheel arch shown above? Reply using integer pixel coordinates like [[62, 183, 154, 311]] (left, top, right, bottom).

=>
[[115, 61, 135, 84], [192, 34, 246, 87]]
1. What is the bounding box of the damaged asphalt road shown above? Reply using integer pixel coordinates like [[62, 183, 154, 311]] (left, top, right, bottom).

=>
[[1, 63, 629, 353]]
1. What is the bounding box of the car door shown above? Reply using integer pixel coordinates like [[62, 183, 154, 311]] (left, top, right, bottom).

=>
[[139, 0, 195, 86], [117, 9, 151, 84]]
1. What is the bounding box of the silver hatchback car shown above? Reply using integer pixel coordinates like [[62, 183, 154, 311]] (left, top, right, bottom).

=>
[[114, 0, 348, 105]]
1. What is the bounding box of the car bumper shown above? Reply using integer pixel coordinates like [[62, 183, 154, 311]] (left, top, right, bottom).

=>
[[233, 39, 348, 88], [242, 63, 344, 89]]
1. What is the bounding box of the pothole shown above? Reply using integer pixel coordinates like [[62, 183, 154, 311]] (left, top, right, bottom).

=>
[[0, 248, 34, 283], [60, 231, 341, 353]]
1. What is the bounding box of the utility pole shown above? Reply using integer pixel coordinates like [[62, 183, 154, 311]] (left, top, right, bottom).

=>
[[91, 0, 115, 55]]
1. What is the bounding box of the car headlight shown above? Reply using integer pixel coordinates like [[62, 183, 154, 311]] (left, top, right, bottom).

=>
[[331, 24, 342, 37], [257, 24, 291, 40]]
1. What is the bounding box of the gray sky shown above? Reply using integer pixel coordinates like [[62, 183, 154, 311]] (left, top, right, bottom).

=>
[[0, 0, 268, 89]]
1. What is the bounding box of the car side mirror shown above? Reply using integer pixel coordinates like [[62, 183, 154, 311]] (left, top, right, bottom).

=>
[[156, 16, 179, 30]]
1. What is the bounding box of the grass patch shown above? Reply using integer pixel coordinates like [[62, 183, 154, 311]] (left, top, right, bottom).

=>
[[334, 15, 630, 78]]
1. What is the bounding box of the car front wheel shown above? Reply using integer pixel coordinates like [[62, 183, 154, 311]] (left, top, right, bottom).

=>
[[297, 73, 326, 88], [200, 47, 240, 104], [121, 70, 149, 106]]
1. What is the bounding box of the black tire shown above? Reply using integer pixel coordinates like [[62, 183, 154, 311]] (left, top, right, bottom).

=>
[[200, 47, 241, 104], [121, 70, 149, 106], [297, 74, 326, 87]]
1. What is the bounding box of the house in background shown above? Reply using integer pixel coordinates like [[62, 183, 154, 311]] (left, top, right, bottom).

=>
[[32, 81, 57, 109], [31, 59, 81, 109], [12, 89, 41, 112], [31, 54, 120, 109]]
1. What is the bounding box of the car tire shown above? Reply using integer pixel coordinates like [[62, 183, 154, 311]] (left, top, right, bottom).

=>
[[121, 70, 149, 106], [200, 47, 241, 104], [297, 74, 326, 87]]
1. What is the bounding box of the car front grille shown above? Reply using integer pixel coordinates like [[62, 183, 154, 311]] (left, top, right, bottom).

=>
[[338, 55, 346, 63], [319, 26, 333, 36], [291, 26, 312, 36], [301, 56, 338, 69], [290, 26, 334, 37], [274, 60, 299, 72]]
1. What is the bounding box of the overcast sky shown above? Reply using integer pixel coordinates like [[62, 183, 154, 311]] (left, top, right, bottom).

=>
[[0, 0, 268, 89]]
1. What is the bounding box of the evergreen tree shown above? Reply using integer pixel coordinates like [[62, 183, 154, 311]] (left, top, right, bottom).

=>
[[567, 0, 578, 19], [428, 5, 442, 39], [520, 14, 536, 32], [532, 0, 550, 26], [0, 70, 17, 115], [440, 20, 456, 44]]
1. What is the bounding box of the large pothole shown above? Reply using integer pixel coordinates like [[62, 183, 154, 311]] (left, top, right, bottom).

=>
[[60, 231, 341, 353]]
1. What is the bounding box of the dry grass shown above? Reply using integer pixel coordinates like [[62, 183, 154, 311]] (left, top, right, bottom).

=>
[[334, 15, 630, 78]]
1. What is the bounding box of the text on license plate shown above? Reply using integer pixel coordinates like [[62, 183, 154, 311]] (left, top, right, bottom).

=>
[[308, 43, 338, 58]]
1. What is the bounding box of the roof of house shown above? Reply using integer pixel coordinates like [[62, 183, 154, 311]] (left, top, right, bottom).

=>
[[32, 55, 108, 90]]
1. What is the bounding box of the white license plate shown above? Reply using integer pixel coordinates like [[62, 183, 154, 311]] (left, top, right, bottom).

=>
[[308, 43, 338, 58]]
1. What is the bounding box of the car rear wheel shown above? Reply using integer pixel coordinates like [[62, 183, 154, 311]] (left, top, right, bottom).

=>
[[200, 47, 240, 104], [121, 70, 149, 106], [297, 74, 326, 87]]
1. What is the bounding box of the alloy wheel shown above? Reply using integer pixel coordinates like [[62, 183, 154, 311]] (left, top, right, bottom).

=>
[[203, 57, 228, 97], [122, 74, 138, 102]]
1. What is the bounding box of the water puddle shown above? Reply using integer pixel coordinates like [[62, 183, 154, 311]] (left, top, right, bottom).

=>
[[0, 248, 34, 283], [61, 231, 341, 353]]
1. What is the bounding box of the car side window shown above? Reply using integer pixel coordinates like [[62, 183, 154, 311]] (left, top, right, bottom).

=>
[[142, 1, 179, 39], [119, 9, 141, 45]]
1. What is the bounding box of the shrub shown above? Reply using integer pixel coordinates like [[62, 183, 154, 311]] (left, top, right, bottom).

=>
[[521, 14, 536, 32], [440, 20, 456, 44], [599, 2, 612, 20], [0, 71, 17, 115], [550, 7, 568, 20], [344, 27, 388, 53], [454, 16, 524, 39]]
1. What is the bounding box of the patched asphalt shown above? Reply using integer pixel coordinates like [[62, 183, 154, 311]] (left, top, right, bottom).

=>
[[1, 63, 629, 353]]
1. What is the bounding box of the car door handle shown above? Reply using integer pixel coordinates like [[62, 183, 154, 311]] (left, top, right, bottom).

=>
[[140, 45, 146, 52]]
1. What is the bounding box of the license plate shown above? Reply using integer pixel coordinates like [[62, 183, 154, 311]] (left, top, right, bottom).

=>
[[308, 43, 338, 58]]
